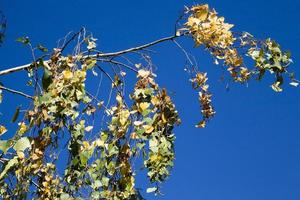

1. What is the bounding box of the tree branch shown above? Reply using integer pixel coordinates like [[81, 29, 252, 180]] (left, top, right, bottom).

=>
[[93, 34, 180, 58], [0, 85, 33, 99], [0, 34, 182, 76]]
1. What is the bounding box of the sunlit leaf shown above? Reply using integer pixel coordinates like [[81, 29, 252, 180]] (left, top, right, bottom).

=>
[[13, 137, 31, 152], [0, 157, 18, 180]]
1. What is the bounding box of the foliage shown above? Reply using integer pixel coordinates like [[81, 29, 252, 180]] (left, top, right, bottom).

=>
[[0, 4, 297, 200]]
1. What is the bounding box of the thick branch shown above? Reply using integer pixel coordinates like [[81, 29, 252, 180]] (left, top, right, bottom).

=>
[[0, 85, 33, 99], [0, 34, 181, 76]]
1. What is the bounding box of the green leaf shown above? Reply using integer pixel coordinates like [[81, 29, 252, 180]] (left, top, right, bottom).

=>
[[42, 68, 52, 91], [16, 36, 30, 45], [101, 176, 109, 187], [0, 157, 18, 180], [37, 44, 48, 52], [85, 58, 97, 69], [0, 140, 11, 154], [60, 193, 70, 200], [13, 137, 31, 152]]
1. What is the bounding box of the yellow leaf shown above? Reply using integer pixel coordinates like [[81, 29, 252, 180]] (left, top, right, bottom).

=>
[[119, 110, 130, 126], [139, 102, 150, 111], [82, 141, 90, 149], [63, 70, 73, 80], [151, 96, 160, 106], [192, 4, 209, 21], [0, 125, 7, 135], [17, 151, 25, 159], [161, 113, 167, 124], [271, 82, 283, 92], [18, 122, 27, 135], [143, 125, 154, 134], [94, 139, 105, 147]]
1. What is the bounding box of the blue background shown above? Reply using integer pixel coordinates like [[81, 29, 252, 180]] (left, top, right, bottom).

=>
[[0, 0, 300, 199]]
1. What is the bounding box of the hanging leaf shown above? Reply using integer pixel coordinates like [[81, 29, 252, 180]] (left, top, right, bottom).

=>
[[13, 137, 31, 152], [37, 44, 48, 52], [16, 36, 30, 45], [42, 68, 52, 91], [0, 140, 11, 153], [0, 157, 18, 180], [11, 106, 20, 123], [146, 187, 157, 193], [0, 125, 7, 135]]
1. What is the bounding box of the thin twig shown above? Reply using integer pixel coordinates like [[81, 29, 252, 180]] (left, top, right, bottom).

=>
[[94, 34, 180, 58], [0, 34, 184, 76], [61, 27, 85, 53], [172, 39, 194, 66], [97, 59, 138, 73], [0, 85, 33, 99]]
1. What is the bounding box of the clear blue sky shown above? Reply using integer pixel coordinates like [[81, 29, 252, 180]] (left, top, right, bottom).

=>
[[1, 0, 300, 200]]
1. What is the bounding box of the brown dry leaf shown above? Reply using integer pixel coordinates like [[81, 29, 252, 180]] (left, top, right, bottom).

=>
[[191, 4, 209, 21], [196, 120, 206, 128]]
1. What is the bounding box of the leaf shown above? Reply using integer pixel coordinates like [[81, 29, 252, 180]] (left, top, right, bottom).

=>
[[0, 125, 7, 135], [137, 69, 150, 78], [87, 40, 96, 50], [42, 68, 52, 90], [63, 70, 73, 80], [13, 137, 31, 152], [85, 58, 97, 69], [143, 125, 154, 134], [196, 120, 206, 128], [192, 4, 209, 21], [60, 193, 70, 200], [119, 110, 130, 126], [11, 106, 20, 122], [271, 82, 283, 92], [17, 122, 27, 135], [16, 36, 30, 45], [146, 187, 157, 193], [37, 44, 48, 52], [290, 81, 299, 87], [0, 140, 11, 153], [85, 126, 93, 132], [0, 157, 18, 180], [139, 102, 150, 111], [101, 177, 109, 187]]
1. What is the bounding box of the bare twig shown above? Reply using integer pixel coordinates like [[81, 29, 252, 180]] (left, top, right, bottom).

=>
[[0, 85, 33, 99], [94, 34, 180, 58], [0, 34, 184, 76], [97, 59, 138, 73], [60, 27, 85, 53], [172, 39, 194, 66]]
